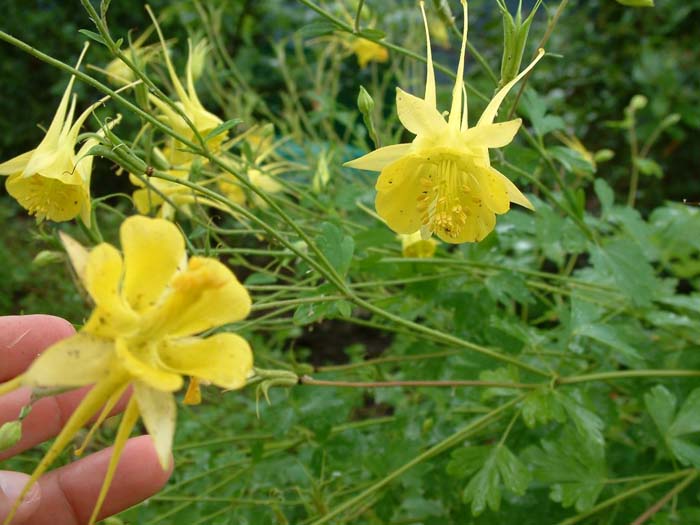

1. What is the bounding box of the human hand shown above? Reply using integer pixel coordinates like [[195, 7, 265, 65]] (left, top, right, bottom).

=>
[[0, 315, 172, 524]]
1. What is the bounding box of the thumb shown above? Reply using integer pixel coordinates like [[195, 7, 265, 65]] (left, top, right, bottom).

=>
[[0, 472, 41, 523]]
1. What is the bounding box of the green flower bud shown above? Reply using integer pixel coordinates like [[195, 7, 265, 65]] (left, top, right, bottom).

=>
[[32, 250, 64, 267], [357, 85, 375, 114], [629, 95, 648, 111], [496, 0, 543, 89], [0, 420, 22, 452], [357, 86, 379, 148], [593, 149, 615, 163]]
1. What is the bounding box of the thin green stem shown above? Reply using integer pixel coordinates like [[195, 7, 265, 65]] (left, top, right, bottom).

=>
[[310, 396, 523, 525], [558, 369, 700, 385], [554, 469, 695, 525], [300, 375, 538, 390], [353, 0, 365, 33]]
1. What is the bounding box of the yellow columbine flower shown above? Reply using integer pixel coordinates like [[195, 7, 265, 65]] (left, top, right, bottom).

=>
[[350, 37, 389, 68], [400, 231, 438, 258], [1, 215, 252, 524], [150, 38, 225, 165], [0, 47, 101, 226], [345, 0, 544, 244]]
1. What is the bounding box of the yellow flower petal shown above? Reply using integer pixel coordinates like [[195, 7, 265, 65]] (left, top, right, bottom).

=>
[[158, 333, 253, 389], [375, 156, 425, 234], [59, 231, 89, 284], [5, 172, 86, 223], [462, 119, 522, 149], [84, 243, 139, 334], [88, 396, 140, 525], [0, 150, 33, 175], [121, 216, 186, 312], [115, 339, 183, 392], [477, 48, 545, 127], [145, 257, 251, 338], [496, 168, 534, 210], [133, 382, 175, 469], [470, 168, 510, 214], [132, 187, 165, 214], [22, 333, 114, 388], [344, 143, 412, 172], [395, 88, 446, 136]]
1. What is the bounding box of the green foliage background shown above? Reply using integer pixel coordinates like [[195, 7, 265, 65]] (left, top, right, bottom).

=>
[[2, 1, 700, 524]]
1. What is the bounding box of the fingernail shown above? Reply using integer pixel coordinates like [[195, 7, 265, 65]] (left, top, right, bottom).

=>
[[0, 471, 41, 522]]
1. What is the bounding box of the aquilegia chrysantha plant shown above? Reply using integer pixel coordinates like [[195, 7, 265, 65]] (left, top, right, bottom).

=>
[[346, 0, 544, 243]]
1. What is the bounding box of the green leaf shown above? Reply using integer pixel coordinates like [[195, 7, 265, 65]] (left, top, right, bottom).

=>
[[447, 445, 491, 479], [204, 119, 242, 141], [575, 323, 644, 367], [521, 90, 566, 137], [594, 178, 615, 215], [616, 0, 654, 7], [644, 385, 677, 434], [550, 146, 595, 175], [645, 386, 700, 468], [293, 301, 332, 326], [558, 392, 605, 446], [522, 387, 566, 429], [317, 222, 354, 277], [359, 28, 386, 40], [460, 445, 530, 516], [479, 367, 521, 401], [461, 449, 499, 515], [525, 426, 606, 512], [634, 157, 664, 178], [297, 20, 337, 38], [78, 29, 107, 46], [590, 239, 657, 307]]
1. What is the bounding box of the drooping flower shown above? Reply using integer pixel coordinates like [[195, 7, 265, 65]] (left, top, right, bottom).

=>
[[0, 215, 253, 524], [400, 231, 438, 258], [0, 47, 103, 226], [150, 38, 225, 165], [345, 0, 544, 244]]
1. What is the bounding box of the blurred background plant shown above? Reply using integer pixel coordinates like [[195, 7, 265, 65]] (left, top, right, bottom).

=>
[[2, 0, 700, 524]]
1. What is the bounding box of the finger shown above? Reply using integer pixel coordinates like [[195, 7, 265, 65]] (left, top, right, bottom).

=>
[[0, 315, 76, 382], [26, 435, 172, 525], [0, 387, 131, 461], [0, 471, 42, 524]]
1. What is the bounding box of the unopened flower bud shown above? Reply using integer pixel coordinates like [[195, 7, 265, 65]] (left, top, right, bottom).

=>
[[629, 95, 648, 111], [357, 86, 375, 114], [496, 0, 543, 88], [593, 149, 615, 163], [32, 250, 64, 267], [0, 421, 22, 452]]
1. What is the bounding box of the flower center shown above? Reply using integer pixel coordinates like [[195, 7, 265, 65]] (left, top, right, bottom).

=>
[[417, 159, 480, 240], [7, 174, 82, 222]]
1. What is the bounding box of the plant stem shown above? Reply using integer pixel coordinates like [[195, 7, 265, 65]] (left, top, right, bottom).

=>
[[353, 0, 365, 33], [554, 469, 695, 525], [310, 396, 524, 525], [558, 369, 700, 385], [630, 470, 698, 525], [300, 375, 538, 390]]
